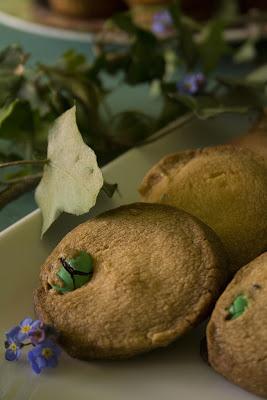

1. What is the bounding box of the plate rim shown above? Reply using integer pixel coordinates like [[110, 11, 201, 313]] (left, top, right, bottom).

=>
[[0, 10, 94, 42]]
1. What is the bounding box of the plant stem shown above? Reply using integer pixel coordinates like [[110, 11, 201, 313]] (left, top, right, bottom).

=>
[[0, 175, 41, 210], [0, 173, 42, 185], [0, 159, 48, 170], [137, 112, 194, 147]]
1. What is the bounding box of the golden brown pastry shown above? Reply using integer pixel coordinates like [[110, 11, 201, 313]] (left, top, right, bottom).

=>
[[48, 0, 124, 18], [140, 145, 267, 273], [207, 252, 267, 399], [34, 203, 227, 360], [232, 110, 267, 161]]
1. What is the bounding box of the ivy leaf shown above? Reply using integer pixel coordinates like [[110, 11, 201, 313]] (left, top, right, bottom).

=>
[[234, 39, 257, 64], [199, 19, 230, 74], [0, 45, 27, 106], [58, 49, 88, 72], [169, 0, 198, 70], [0, 100, 33, 139], [108, 111, 155, 147], [35, 106, 104, 236], [247, 65, 267, 82], [111, 13, 165, 84], [0, 44, 28, 70], [216, 0, 239, 21], [111, 12, 137, 35], [0, 101, 17, 128]]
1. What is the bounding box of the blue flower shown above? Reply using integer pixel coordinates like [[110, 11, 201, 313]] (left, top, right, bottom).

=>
[[177, 73, 206, 95], [5, 325, 20, 342], [28, 340, 61, 375], [5, 325, 22, 361], [28, 320, 46, 345], [152, 10, 173, 35], [17, 318, 34, 342], [5, 338, 22, 362]]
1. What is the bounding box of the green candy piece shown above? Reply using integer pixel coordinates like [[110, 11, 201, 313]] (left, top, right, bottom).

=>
[[52, 251, 93, 294], [57, 267, 75, 290], [227, 294, 248, 320], [69, 251, 93, 289]]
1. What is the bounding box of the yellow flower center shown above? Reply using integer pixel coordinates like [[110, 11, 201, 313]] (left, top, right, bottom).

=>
[[21, 325, 31, 334], [10, 343, 17, 351], [42, 348, 53, 360]]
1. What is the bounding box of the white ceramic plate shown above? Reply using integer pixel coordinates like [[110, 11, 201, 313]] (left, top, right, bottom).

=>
[[0, 114, 259, 400]]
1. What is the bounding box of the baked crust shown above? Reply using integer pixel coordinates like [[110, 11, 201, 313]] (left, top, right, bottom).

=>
[[207, 252, 267, 398], [34, 203, 227, 360], [140, 145, 267, 272]]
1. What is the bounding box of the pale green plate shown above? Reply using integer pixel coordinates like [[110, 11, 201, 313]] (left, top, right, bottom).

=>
[[0, 113, 258, 400]]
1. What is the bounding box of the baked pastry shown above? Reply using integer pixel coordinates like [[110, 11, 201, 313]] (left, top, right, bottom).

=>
[[207, 252, 267, 398], [34, 203, 227, 360], [48, 0, 124, 18], [140, 145, 267, 273], [125, 0, 171, 6], [232, 110, 267, 161]]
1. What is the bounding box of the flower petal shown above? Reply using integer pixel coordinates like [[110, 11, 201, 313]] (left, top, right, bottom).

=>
[[5, 348, 20, 361], [20, 318, 33, 327], [5, 326, 20, 342]]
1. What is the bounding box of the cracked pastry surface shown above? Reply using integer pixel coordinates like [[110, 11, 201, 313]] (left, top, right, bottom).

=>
[[34, 203, 227, 360], [139, 145, 267, 273], [207, 252, 267, 398]]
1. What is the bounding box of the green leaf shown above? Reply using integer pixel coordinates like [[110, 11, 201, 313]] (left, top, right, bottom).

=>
[[111, 12, 138, 35], [218, 77, 266, 109], [0, 100, 33, 140], [199, 19, 230, 74], [0, 44, 28, 70], [169, 0, 198, 70], [108, 111, 155, 147], [111, 13, 165, 84], [59, 49, 87, 72], [216, 0, 239, 21], [247, 65, 267, 82], [0, 101, 34, 159], [0, 45, 27, 106], [234, 39, 257, 64], [0, 101, 17, 128], [172, 94, 198, 111], [35, 106, 104, 236], [227, 294, 248, 320]]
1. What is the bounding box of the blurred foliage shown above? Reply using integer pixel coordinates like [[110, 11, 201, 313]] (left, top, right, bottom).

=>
[[0, 0, 267, 179]]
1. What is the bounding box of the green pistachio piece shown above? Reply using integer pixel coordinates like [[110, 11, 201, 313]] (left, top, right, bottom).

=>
[[52, 251, 93, 294], [227, 294, 248, 320]]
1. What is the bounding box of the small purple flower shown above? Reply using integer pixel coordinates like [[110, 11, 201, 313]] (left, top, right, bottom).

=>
[[152, 10, 173, 35], [18, 318, 34, 342], [6, 325, 20, 342], [177, 73, 206, 95], [28, 340, 61, 375], [28, 320, 46, 345], [5, 338, 22, 362], [5, 325, 22, 361]]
